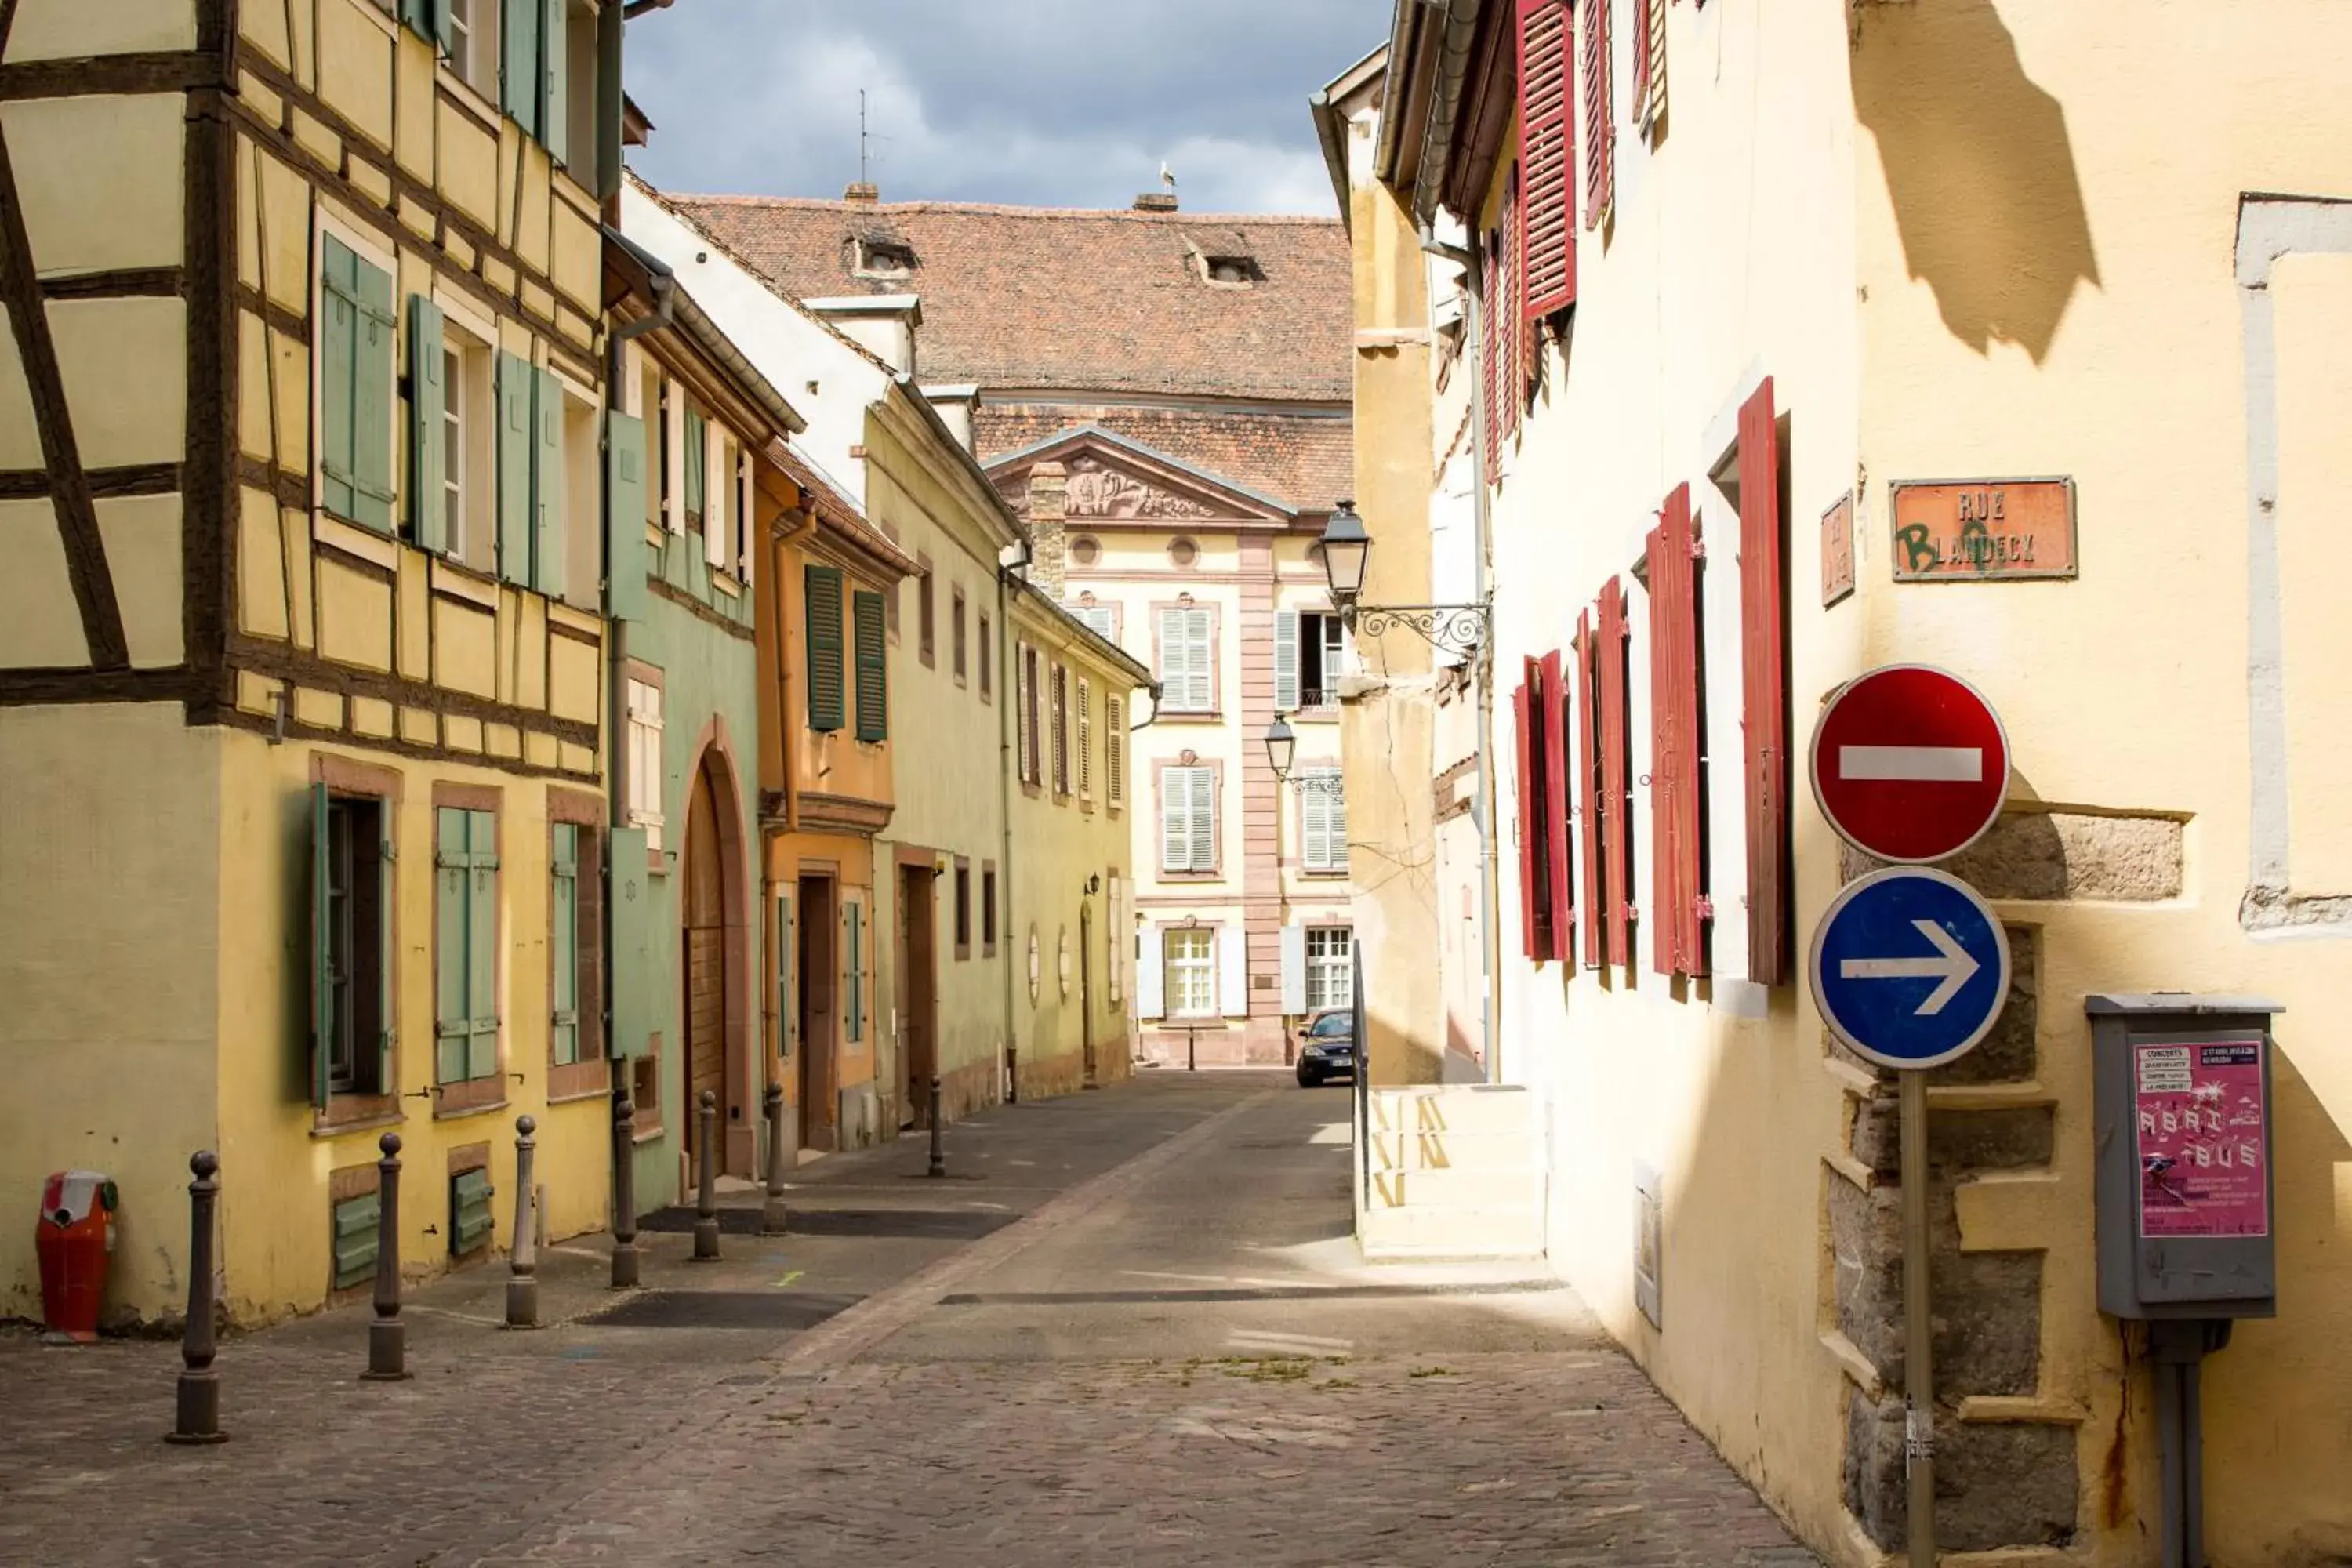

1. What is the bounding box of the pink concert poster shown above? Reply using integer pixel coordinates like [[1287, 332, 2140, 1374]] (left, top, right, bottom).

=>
[[2134, 1040, 2269, 1239]]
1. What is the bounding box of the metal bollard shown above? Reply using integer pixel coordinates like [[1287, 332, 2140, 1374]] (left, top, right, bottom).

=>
[[691, 1088, 721, 1261], [1006, 1046, 1018, 1105], [927, 1074, 946, 1178], [506, 1116, 539, 1329], [610, 1094, 641, 1290], [165, 1151, 227, 1444], [761, 1081, 790, 1236], [361, 1132, 408, 1381], [1188, 1025, 1198, 1073]]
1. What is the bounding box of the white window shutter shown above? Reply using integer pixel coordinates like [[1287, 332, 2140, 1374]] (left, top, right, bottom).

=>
[[1217, 923, 1247, 1017], [703, 434, 728, 568], [1156, 609, 1182, 702], [1274, 610, 1300, 713], [1301, 783, 1328, 870], [1188, 767, 1214, 871], [1160, 772, 1187, 871], [1135, 926, 1165, 1018], [662, 387, 684, 535], [737, 455, 755, 586], [1189, 610, 1213, 710], [1279, 925, 1307, 1014]]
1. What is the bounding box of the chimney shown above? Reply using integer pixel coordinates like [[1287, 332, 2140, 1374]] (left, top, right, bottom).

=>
[[1027, 462, 1068, 600], [844, 181, 879, 204], [1132, 191, 1178, 213]]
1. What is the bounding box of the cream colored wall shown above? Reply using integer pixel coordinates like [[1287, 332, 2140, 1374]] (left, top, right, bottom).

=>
[[212, 730, 609, 1324], [0, 706, 220, 1326], [1845, 6, 2352, 1560]]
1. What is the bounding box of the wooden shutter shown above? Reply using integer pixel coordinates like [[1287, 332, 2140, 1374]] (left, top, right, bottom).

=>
[[463, 811, 499, 1080], [332, 1192, 380, 1289], [1646, 485, 1705, 978], [1051, 666, 1068, 793], [804, 565, 845, 731], [1481, 241, 1502, 489], [1629, 0, 1653, 128], [376, 802, 397, 1091], [1541, 649, 1574, 962], [320, 240, 358, 522], [703, 434, 728, 570], [550, 823, 578, 1065], [1017, 646, 1035, 781], [1512, 679, 1540, 959], [1077, 678, 1093, 798], [1135, 927, 1165, 1018], [775, 889, 796, 1057], [501, 0, 540, 139], [308, 782, 332, 1109], [1280, 926, 1307, 1014], [1189, 768, 1215, 871], [1576, 609, 1602, 967], [435, 807, 499, 1083], [1583, 0, 1615, 230], [532, 365, 564, 598], [605, 410, 645, 573], [542, 0, 568, 166], [1274, 609, 1300, 712], [1501, 165, 1525, 436], [1107, 697, 1124, 804], [1519, 0, 1577, 318], [852, 589, 887, 741], [1599, 577, 1632, 967], [1217, 923, 1247, 1017], [351, 254, 397, 533], [1161, 768, 1189, 872], [1739, 377, 1789, 985], [682, 410, 706, 524], [407, 295, 446, 551], [450, 1167, 495, 1255], [495, 351, 532, 583], [844, 902, 863, 1041]]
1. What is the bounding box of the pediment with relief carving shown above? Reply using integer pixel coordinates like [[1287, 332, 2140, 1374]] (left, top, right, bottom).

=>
[[987, 425, 1294, 529]]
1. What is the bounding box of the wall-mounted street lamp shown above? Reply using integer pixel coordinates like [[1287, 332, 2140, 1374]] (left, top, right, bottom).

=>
[[1262, 716, 1345, 796], [1319, 498, 1490, 655]]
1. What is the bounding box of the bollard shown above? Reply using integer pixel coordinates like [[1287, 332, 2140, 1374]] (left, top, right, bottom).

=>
[[361, 1132, 408, 1381], [165, 1151, 227, 1444], [927, 1074, 946, 1179], [610, 1094, 641, 1290], [505, 1116, 539, 1330], [1188, 1026, 1198, 1073], [691, 1089, 721, 1261], [1006, 1046, 1018, 1105], [761, 1081, 790, 1236]]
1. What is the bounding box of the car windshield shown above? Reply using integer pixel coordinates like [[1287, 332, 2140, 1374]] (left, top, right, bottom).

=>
[[1309, 1013, 1352, 1038]]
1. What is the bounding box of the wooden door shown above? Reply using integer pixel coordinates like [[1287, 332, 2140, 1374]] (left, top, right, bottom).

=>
[[1080, 905, 1096, 1087], [898, 866, 937, 1126], [683, 767, 725, 1157], [797, 874, 836, 1151]]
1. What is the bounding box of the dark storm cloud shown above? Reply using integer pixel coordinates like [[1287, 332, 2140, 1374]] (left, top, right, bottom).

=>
[[622, 0, 1389, 212]]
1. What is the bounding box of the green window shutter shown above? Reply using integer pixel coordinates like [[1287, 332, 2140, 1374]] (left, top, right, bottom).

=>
[[775, 889, 794, 1058], [308, 782, 332, 1109], [853, 590, 887, 742], [844, 903, 862, 1043], [320, 238, 359, 521], [495, 352, 533, 585], [501, 0, 540, 138], [532, 364, 564, 598], [332, 1192, 380, 1289], [433, 0, 453, 54], [550, 823, 578, 1066], [604, 409, 644, 565], [805, 565, 845, 731], [349, 253, 397, 533], [434, 807, 470, 1083], [542, 0, 569, 165], [378, 807, 397, 1094], [449, 1167, 495, 1255], [683, 410, 706, 519], [407, 294, 446, 552], [465, 809, 499, 1081]]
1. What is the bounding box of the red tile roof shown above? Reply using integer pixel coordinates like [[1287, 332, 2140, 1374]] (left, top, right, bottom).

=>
[[667, 196, 1353, 404]]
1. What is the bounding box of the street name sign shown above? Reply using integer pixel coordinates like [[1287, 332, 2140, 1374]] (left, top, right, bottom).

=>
[[1811, 664, 2009, 864], [1808, 867, 2012, 1071]]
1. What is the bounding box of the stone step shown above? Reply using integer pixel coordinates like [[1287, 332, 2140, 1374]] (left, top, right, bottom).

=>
[[1368, 1085, 1537, 1138], [1369, 1165, 1543, 1210], [1366, 1129, 1543, 1174], [1356, 1198, 1545, 1258]]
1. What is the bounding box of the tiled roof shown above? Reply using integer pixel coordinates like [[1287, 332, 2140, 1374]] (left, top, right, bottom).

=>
[[766, 439, 921, 579], [667, 196, 1353, 404], [976, 405, 1354, 517]]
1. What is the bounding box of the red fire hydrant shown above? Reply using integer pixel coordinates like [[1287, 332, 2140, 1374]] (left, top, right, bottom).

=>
[[36, 1171, 117, 1342]]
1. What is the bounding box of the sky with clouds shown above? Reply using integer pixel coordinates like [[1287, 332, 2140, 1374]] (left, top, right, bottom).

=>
[[622, 0, 1390, 215]]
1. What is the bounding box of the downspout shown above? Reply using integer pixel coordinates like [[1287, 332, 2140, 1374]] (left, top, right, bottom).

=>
[[995, 535, 1032, 1103]]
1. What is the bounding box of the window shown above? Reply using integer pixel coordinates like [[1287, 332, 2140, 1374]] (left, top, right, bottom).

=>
[[853, 589, 888, 742], [1051, 663, 1069, 796], [1106, 875, 1124, 1002], [655, 376, 673, 530], [1019, 645, 1042, 786], [682, 407, 707, 535], [1156, 607, 1214, 713], [1106, 697, 1125, 807], [549, 822, 601, 1065], [488, 0, 590, 172], [625, 675, 664, 851], [954, 859, 971, 959], [488, 350, 564, 595], [1071, 604, 1117, 642], [719, 436, 742, 572], [1517, 657, 1557, 957], [1076, 677, 1093, 800], [1161, 764, 1215, 873], [1516, 0, 1577, 319], [1583, 0, 1615, 230], [806, 566, 845, 731], [1306, 927, 1353, 1012], [310, 789, 391, 1105], [440, 346, 463, 546], [917, 557, 936, 666], [1202, 254, 1262, 286], [564, 0, 597, 175], [445, 0, 501, 99], [982, 864, 998, 954], [856, 238, 915, 278], [1165, 928, 1216, 1018], [1301, 769, 1348, 873], [951, 587, 967, 682], [434, 806, 500, 1085], [320, 234, 397, 533], [978, 612, 993, 699], [1276, 610, 1352, 711]]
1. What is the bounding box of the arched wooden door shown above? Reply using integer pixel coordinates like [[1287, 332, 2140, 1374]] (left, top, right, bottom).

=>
[[682, 764, 726, 1160]]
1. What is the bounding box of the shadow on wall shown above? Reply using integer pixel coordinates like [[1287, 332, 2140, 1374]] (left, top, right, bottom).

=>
[[1851, 0, 2100, 364]]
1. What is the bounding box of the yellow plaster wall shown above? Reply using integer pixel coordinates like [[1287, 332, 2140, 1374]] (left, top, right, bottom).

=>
[[212, 731, 612, 1323], [766, 829, 880, 1111], [0, 321, 38, 469], [94, 493, 185, 669], [0, 498, 85, 667], [0, 93, 183, 277], [0, 706, 220, 1327], [2, 0, 195, 62], [49, 296, 186, 470]]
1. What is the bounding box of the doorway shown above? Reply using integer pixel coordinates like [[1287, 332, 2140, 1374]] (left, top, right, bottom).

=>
[[682, 765, 727, 1167], [897, 863, 938, 1128], [1080, 904, 1097, 1088], [797, 873, 837, 1152]]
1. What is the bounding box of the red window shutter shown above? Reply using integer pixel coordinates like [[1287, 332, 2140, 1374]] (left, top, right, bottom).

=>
[[1582, 0, 1614, 230], [1645, 521, 1678, 978], [1518, 0, 1576, 318], [1628, 0, 1652, 125], [1501, 167, 1524, 441], [1599, 576, 1632, 968], [1541, 650, 1574, 961], [1513, 678, 1541, 959], [1481, 241, 1502, 488], [1739, 378, 1789, 985], [1647, 485, 1707, 978], [1575, 609, 1602, 968]]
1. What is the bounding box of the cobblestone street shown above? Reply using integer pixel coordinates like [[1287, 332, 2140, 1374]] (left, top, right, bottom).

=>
[[1, 1075, 1817, 1566]]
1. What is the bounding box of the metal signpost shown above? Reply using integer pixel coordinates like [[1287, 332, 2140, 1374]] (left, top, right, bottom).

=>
[[1806, 666, 2013, 1568]]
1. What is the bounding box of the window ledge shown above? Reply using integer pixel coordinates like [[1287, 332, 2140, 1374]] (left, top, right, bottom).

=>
[[1159, 870, 1223, 883], [713, 572, 744, 599], [1155, 710, 1222, 724], [435, 60, 500, 129], [310, 1102, 403, 1141]]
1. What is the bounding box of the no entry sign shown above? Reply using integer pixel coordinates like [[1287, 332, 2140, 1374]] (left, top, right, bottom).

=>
[[1811, 665, 2009, 863]]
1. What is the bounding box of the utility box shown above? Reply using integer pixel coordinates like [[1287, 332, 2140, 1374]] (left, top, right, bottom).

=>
[[2089, 994, 2282, 1321]]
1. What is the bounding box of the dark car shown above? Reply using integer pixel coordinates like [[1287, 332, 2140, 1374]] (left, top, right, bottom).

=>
[[1294, 1008, 1356, 1087]]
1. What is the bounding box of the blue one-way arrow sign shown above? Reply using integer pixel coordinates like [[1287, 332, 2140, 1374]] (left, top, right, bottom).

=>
[[1809, 867, 2011, 1070]]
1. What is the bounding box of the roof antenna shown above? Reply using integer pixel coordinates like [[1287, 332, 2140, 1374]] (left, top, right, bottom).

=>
[[860, 89, 870, 187]]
